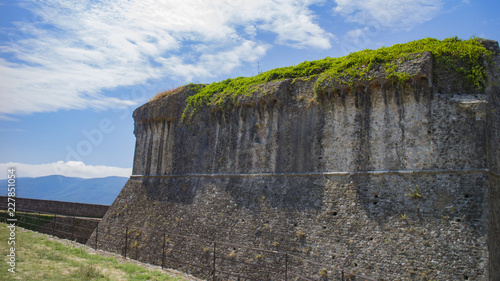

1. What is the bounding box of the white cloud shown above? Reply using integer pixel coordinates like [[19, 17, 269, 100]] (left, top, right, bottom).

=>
[[333, 0, 444, 54], [0, 115, 19, 122], [0, 161, 131, 179], [334, 0, 444, 29], [345, 28, 366, 42], [1, 0, 333, 116]]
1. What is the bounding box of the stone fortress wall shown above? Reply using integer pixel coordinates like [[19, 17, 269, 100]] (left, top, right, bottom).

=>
[[0, 196, 109, 218], [91, 40, 500, 280]]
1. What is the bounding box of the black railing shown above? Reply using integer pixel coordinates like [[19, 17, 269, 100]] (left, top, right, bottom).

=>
[[5, 209, 377, 281], [1, 208, 99, 244]]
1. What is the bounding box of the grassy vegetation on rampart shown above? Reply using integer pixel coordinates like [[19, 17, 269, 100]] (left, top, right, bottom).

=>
[[151, 37, 492, 119]]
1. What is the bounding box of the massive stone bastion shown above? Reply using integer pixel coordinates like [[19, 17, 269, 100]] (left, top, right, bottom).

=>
[[91, 38, 500, 280]]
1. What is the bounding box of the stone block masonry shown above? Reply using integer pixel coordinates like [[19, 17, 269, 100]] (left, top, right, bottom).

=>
[[91, 39, 500, 280], [485, 41, 500, 281], [0, 197, 109, 218]]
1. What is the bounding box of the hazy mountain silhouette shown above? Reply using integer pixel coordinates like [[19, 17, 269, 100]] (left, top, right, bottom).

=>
[[1, 175, 127, 205]]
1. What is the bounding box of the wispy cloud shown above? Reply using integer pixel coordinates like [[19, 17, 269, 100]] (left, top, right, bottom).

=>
[[334, 0, 444, 29], [0, 115, 19, 122], [1, 0, 332, 116], [0, 128, 25, 133], [0, 161, 131, 179], [333, 0, 444, 52]]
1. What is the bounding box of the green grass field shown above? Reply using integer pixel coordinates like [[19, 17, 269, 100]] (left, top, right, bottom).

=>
[[0, 223, 190, 280]]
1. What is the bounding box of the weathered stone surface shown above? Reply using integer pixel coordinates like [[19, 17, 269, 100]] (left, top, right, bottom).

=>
[[91, 42, 500, 280], [0, 196, 109, 218], [486, 45, 500, 281]]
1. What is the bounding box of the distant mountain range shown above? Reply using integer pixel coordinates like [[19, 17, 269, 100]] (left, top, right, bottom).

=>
[[0, 175, 128, 205]]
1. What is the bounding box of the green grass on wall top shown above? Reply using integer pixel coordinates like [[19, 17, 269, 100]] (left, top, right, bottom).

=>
[[152, 37, 492, 119]]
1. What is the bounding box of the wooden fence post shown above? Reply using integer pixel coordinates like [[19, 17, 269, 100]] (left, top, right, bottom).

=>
[[37, 212, 40, 229], [285, 253, 288, 281], [72, 217, 76, 241], [161, 233, 166, 269], [95, 224, 98, 250], [124, 226, 128, 259], [52, 215, 57, 236], [212, 241, 217, 281]]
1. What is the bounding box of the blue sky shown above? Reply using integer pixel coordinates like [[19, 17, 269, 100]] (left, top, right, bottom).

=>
[[0, 0, 499, 179]]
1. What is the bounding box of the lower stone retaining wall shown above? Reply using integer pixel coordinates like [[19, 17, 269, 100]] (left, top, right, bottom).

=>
[[0, 197, 106, 244], [5, 211, 100, 244], [36, 215, 100, 244], [489, 176, 500, 281], [0, 197, 109, 218], [92, 170, 492, 280]]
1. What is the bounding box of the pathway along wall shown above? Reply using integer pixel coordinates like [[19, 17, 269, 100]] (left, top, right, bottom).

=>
[[92, 44, 500, 280]]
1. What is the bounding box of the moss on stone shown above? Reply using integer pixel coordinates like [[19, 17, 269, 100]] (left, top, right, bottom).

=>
[[180, 37, 492, 119]]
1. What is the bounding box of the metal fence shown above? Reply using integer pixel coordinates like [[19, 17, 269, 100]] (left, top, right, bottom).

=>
[[3, 208, 99, 244], [7, 209, 377, 281]]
